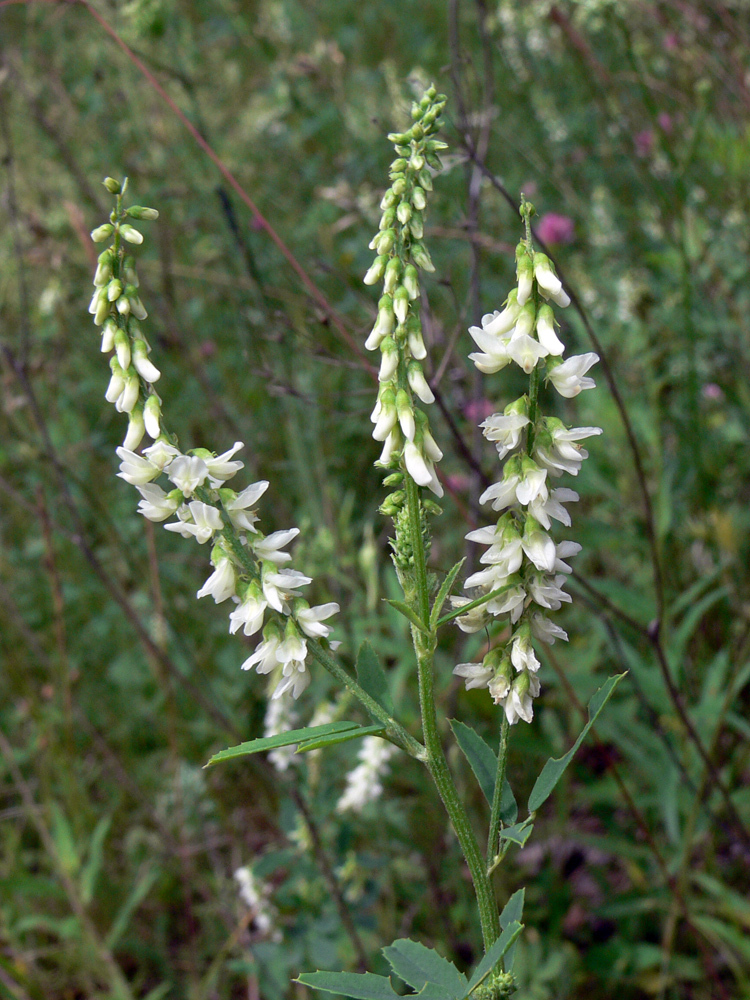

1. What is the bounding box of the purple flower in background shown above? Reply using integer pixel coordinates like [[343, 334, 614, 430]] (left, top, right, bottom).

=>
[[702, 383, 724, 401], [536, 213, 575, 247], [657, 112, 673, 133], [464, 398, 496, 423], [635, 130, 654, 157]]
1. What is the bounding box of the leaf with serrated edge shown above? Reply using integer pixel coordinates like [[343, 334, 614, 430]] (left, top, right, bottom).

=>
[[500, 776, 517, 825], [499, 888, 524, 972], [295, 971, 400, 999], [385, 599, 430, 634], [383, 938, 467, 998], [450, 720, 496, 805], [430, 558, 466, 630], [204, 722, 360, 767], [296, 724, 386, 753], [465, 922, 524, 993], [356, 641, 395, 716], [527, 674, 626, 813]]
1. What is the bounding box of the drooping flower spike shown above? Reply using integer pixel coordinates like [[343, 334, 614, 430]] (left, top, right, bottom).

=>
[[453, 199, 601, 725], [90, 177, 338, 700]]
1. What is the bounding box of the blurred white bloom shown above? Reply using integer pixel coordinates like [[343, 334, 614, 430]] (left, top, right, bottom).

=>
[[336, 737, 396, 813], [233, 866, 282, 941], [264, 695, 300, 772]]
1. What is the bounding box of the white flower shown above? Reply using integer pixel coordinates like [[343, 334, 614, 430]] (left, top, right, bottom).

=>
[[204, 442, 244, 486], [479, 474, 521, 512], [547, 353, 599, 398], [164, 501, 223, 543], [336, 737, 396, 813], [272, 659, 310, 700], [264, 696, 300, 773], [554, 540, 582, 573], [196, 556, 236, 603], [527, 573, 572, 611], [510, 633, 541, 673], [530, 612, 569, 644], [116, 447, 160, 485], [468, 324, 514, 374], [229, 590, 268, 636], [481, 412, 530, 460], [536, 305, 565, 355], [448, 596, 490, 633], [224, 481, 269, 532], [407, 364, 434, 404], [241, 635, 281, 674], [262, 566, 312, 612], [135, 482, 180, 521], [533, 257, 563, 297], [233, 866, 282, 940], [143, 440, 180, 471], [481, 294, 521, 337], [521, 517, 556, 572], [296, 603, 340, 638], [486, 583, 526, 622], [116, 374, 140, 414], [507, 331, 547, 374], [453, 661, 494, 691], [404, 441, 443, 497], [166, 455, 209, 496], [516, 458, 548, 506], [276, 629, 308, 667], [528, 487, 579, 530], [372, 392, 398, 442], [504, 672, 540, 725], [535, 424, 602, 477], [252, 528, 299, 564]]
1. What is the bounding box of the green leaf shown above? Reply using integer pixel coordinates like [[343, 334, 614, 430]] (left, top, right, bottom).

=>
[[527, 674, 626, 814], [430, 558, 465, 630], [384, 598, 430, 634], [356, 641, 394, 716], [465, 921, 524, 992], [204, 722, 361, 767], [449, 720, 496, 805], [105, 867, 158, 950], [499, 889, 525, 973], [498, 820, 534, 847], [382, 938, 467, 998], [500, 777, 517, 826], [296, 724, 386, 753], [80, 815, 112, 905], [295, 971, 400, 999]]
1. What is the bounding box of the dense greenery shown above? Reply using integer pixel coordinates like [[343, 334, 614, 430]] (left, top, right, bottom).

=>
[[2, 1, 750, 997]]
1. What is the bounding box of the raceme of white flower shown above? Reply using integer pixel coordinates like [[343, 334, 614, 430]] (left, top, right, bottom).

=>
[[336, 735, 397, 813], [90, 177, 338, 701], [264, 695, 300, 772], [364, 85, 447, 501], [233, 866, 282, 942], [453, 203, 601, 726]]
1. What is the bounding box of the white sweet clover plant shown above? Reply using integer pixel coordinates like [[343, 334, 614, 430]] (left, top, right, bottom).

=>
[[89, 177, 339, 703], [452, 198, 602, 728], [88, 90, 619, 1000]]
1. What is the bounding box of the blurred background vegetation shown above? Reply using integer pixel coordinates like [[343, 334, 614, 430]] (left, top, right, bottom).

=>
[[2, 0, 750, 997]]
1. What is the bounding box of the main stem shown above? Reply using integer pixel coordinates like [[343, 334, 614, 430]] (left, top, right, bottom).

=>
[[404, 474, 500, 949]]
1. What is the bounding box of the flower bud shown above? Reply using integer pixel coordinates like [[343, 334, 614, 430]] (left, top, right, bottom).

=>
[[105, 357, 126, 403], [123, 256, 139, 287], [132, 339, 161, 383], [124, 286, 147, 320], [409, 212, 424, 240], [93, 289, 110, 326], [389, 158, 407, 174], [93, 252, 113, 286], [383, 257, 402, 294], [411, 186, 426, 211], [144, 393, 161, 439], [126, 206, 159, 221], [418, 168, 433, 191], [103, 177, 121, 194], [123, 405, 145, 451], [516, 248, 534, 306], [397, 200, 412, 225], [396, 389, 415, 441], [119, 224, 144, 245], [488, 653, 514, 704], [402, 264, 419, 300], [91, 223, 114, 243], [391, 177, 406, 197], [117, 371, 140, 413], [114, 326, 131, 369], [107, 278, 123, 303], [374, 228, 396, 254], [407, 319, 427, 360], [379, 206, 396, 231], [393, 284, 409, 324], [407, 360, 434, 404], [515, 300, 536, 338], [364, 255, 388, 285], [365, 294, 395, 350], [372, 386, 398, 441], [411, 241, 435, 272], [101, 318, 117, 353], [116, 295, 130, 316], [409, 153, 425, 171], [380, 188, 398, 210], [378, 336, 399, 382]]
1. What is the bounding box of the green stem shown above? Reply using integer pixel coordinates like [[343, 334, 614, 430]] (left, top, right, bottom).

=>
[[307, 640, 425, 761], [404, 474, 500, 949], [486, 714, 510, 868], [525, 364, 541, 455]]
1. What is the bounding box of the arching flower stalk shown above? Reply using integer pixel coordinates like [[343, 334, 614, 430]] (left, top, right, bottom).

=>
[[90, 177, 338, 701], [453, 199, 601, 725]]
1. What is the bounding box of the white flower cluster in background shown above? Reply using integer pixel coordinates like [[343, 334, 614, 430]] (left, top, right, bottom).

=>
[[363, 86, 447, 498], [336, 736, 396, 813], [453, 213, 601, 725], [90, 178, 338, 701], [233, 866, 282, 941]]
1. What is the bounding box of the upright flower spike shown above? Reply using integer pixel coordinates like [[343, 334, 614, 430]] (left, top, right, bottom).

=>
[[89, 178, 338, 700], [364, 86, 448, 505], [453, 198, 602, 726]]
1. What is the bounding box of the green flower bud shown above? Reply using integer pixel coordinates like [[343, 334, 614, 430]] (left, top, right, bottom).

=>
[[380, 188, 398, 210], [403, 264, 419, 300], [107, 278, 123, 303], [91, 223, 114, 243], [418, 168, 433, 191], [126, 206, 159, 221], [382, 472, 404, 487], [409, 212, 424, 240], [119, 224, 143, 245], [379, 206, 396, 231], [411, 185, 426, 211], [391, 176, 406, 197], [93, 289, 110, 326], [114, 326, 131, 369], [396, 200, 412, 225], [410, 241, 435, 272], [393, 284, 409, 324], [409, 152, 425, 171], [390, 158, 408, 174], [364, 254, 388, 286], [102, 177, 121, 194], [383, 256, 402, 294]]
